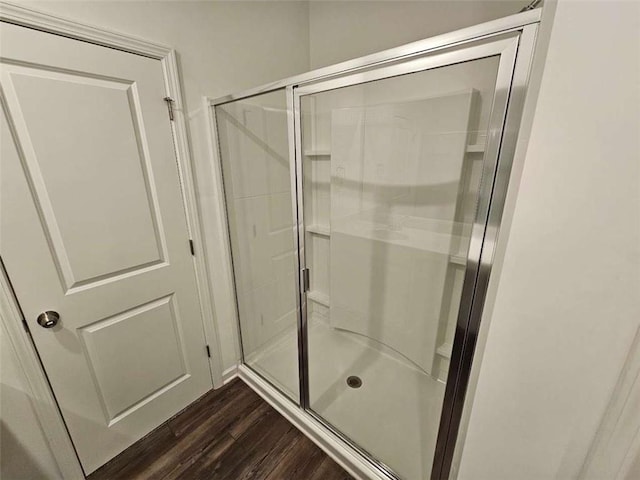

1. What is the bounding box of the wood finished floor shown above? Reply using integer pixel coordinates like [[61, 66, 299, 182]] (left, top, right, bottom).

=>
[[88, 378, 353, 480]]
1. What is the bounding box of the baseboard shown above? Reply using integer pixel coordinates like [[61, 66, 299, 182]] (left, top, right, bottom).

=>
[[221, 364, 238, 385], [238, 365, 392, 480]]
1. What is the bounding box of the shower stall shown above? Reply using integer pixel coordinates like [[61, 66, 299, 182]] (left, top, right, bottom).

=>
[[209, 10, 540, 480]]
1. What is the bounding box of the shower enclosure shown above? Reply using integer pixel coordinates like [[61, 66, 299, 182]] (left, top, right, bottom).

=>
[[210, 10, 540, 480]]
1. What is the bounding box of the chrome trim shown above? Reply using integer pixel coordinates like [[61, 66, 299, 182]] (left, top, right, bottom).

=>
[[520, 0, 543, 12], [209, 9, 540, 106], [291, 86, 311, 409], [295, 37, 516, 96], [439, 23, 540, 479], [432, 34, 520, 480], [209, 104, 247, 366], [286, 85, 308, 408]]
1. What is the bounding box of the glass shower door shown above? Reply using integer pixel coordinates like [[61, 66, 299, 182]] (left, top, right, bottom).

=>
[[215, 89, 299, 400], [296, 37, 518, 479]]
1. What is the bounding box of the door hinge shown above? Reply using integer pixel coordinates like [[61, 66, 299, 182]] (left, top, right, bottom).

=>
[[302, 268, 310, 292], [189, 239, 195, 256], [163, 96, 175, 121], [206, 345, 211, 358]]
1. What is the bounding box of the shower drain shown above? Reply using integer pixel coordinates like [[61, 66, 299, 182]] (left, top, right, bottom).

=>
[[346, 375, 363, 389]]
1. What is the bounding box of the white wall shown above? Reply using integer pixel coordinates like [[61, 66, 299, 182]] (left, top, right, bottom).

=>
[[309, 0, 528, 69], [19, 0, 311, 373], [1, 324, 62, 479], [456, 1, 640, 478], [23, 0, 310, 108]]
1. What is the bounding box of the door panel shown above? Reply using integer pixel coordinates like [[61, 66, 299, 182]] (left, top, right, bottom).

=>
[[297, 45, 513, 479], [0, 23, 211, 473], [215, 90, 300, 401], [5, 65, 165, 288], [78, 295, 187, 424]]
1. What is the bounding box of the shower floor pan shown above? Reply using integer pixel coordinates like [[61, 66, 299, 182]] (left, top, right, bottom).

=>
[[245, 316, 446, 480]]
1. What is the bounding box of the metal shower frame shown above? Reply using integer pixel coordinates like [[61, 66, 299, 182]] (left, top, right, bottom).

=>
[[209, 9, 541, 479]]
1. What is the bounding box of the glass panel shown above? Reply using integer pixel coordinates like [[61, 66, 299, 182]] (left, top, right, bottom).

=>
[[300, 57, 500, 479], [215, 90, 299, 400]]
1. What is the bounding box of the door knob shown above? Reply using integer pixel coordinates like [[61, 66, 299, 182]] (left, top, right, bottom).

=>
[[37, 311, 59, 328]]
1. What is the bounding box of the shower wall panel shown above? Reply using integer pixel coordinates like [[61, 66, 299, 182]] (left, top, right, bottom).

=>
[[329, 92, 474, 373]]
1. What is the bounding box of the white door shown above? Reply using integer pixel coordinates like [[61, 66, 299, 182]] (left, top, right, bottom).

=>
[[0, 23, 212, 474]]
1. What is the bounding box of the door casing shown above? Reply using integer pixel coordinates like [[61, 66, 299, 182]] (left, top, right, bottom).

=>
[[0, 3, 223, 478]]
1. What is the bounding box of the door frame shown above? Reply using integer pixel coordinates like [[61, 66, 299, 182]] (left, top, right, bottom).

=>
[[0, 2, 223, 477], [292, 33, 522, 480]]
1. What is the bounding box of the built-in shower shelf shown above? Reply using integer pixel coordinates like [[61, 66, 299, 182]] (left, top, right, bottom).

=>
[[306, 224, 331, 237], [465, 143, 485, 153], [307, 290, 330, 307], [449, 254, 466, 266], [304, 149, 331, 158], [437, 342, 453, 359]]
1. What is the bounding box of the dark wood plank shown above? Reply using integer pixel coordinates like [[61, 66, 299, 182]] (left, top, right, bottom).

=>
[[309, 456, 355, 480], [228, 399, 271, 440], [263, 433, 327, 480], [183, 407, 294, 479], [128, 382, 262, 479], [168, 379, 263, 440], [168, 378, 251, 436], [229, 419, 304, 480], [162, 433, 235, 480], [88, 378, 354, 480], [90, 379, 249, 479], [88, 425, 176, 480]]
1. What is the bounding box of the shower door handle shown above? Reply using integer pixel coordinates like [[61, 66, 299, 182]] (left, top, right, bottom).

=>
[[302, 268, 310, 292]]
